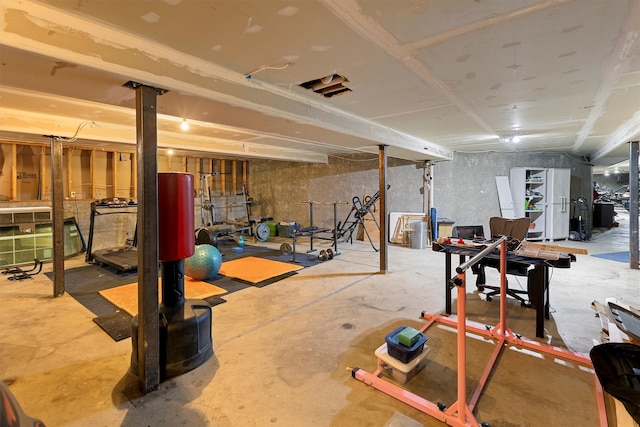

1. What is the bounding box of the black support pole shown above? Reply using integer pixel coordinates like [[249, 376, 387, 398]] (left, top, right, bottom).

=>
[[128, 81, 164, 394], [50, 137, 65, 297], [629, 141, 639, 270], [378, 145, 388, 273]]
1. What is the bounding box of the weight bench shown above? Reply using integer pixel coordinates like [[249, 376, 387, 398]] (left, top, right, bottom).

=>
[[290, 227, 332, 263]]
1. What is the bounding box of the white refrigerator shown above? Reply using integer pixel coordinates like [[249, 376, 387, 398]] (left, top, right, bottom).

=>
[[545, 168, 571, 240]]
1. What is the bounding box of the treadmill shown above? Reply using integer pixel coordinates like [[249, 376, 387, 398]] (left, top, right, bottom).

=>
[[85, 198, 138, 273]]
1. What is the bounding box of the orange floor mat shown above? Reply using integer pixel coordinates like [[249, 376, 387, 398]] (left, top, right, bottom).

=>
[[218, 256, 303, 284], [99, 277, 227, 317]]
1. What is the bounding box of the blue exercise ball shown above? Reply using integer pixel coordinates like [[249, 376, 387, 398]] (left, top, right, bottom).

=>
[[185, 244, 222, 280]]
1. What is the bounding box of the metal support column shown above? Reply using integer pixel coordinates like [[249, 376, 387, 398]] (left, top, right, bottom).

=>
[[49, 136, 65, 297], [378, 145, 388, 273], [127, 81, 166, 394], [630, 141, 639, 269]]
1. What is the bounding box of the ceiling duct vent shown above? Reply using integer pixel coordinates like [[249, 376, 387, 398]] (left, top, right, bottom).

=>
[[300, 74, 352, 98]]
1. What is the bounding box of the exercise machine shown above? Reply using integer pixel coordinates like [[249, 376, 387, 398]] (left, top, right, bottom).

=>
[[241, 184, 272, 241], [194, 177, 271, 245], [86, 197, 138, 273], [336, 186, 389, 252], [280, 200, 348, 263]]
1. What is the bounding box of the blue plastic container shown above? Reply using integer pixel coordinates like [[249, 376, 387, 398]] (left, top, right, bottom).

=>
[[385, 326, 428, 363]]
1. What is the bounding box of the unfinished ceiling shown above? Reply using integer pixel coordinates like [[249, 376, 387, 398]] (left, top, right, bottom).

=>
[[0, 0, 638, 172]]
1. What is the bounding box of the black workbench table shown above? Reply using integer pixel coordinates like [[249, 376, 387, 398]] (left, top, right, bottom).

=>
[[432, 242, 573, 338]]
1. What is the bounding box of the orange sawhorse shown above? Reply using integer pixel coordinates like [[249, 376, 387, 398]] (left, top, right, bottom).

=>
[[352, 238, 607, 427]]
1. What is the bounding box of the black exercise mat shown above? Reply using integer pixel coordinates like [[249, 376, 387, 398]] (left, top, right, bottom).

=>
[[45, 265, 138, 317], [220, 271, 299, 289], [203, 295, 227, 307], [92, 295, 227, 341], [48, 244, 322, 340], [93, 310, 132, 342]]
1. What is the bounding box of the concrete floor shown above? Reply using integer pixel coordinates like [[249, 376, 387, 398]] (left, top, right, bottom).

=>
[[1, 208, 638, 426]]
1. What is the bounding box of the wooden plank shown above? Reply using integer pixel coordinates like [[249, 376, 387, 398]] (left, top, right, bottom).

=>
[[220, 160, 226, 196], [91, 150, 96, 199], [112, 150, 118, 198], [10, 144, 16, 201], [243, 161, 248, 194], [67, 147, 73, 198], [40, 146, 46, 200], [516, 247, 560, 260], [521, 241, 588, 255], [131, 152, 137, 200], [231, 160, 237, 195]]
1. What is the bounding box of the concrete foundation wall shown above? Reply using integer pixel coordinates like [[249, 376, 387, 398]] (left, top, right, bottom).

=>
[[431, 152, 592, 235], [4, 152, 593, 259], [249, 154, 428, 230], [249, 151, 592, 239]]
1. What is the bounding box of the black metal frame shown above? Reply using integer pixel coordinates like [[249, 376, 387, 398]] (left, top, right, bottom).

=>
[[336, 185, 389, 251]]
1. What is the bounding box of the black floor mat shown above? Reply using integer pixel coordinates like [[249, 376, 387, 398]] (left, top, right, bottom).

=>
[[46, 265, 138, 317], [92, 295, 228, 341], [48, 243, 323, 341], [93, 310, 132, 342]]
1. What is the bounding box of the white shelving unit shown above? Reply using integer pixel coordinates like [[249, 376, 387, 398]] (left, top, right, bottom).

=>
[[510, 167, 570, 241]]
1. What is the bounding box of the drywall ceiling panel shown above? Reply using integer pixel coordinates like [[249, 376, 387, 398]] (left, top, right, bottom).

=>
[[0, 47, 135, 108], [3, 0, 637, 170], [375, 104, 497, 146], [358, 0, 540, 43], [416, 3, 624, 106], [594, 87, 640, 132]]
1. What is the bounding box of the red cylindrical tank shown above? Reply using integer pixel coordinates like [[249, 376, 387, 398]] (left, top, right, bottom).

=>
[[158, 172, 195, 261]]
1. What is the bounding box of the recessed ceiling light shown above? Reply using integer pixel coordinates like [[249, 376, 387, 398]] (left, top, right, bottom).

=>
[[181, 118, 189, 131], [278, 6, 299, 16], [245, 24, 263, 34], [141, 12, 160, 24]]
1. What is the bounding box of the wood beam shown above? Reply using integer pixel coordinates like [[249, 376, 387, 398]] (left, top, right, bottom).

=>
[[91, 150, 96, 199], [10, 144, 16, 201], [67, 147, 73, 198]]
